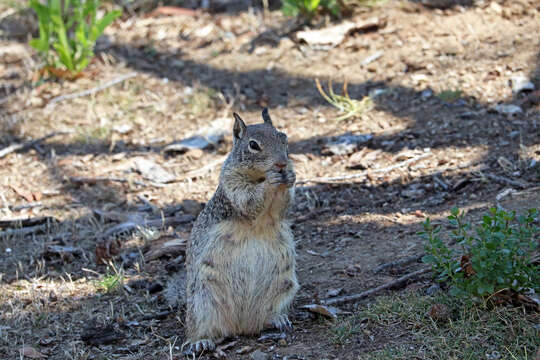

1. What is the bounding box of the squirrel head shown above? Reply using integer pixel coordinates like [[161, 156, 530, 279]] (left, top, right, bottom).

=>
[[230, 108, 289, 174]]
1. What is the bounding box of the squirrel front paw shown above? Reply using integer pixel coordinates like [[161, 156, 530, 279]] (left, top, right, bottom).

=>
[[267, 169, 296, 188]]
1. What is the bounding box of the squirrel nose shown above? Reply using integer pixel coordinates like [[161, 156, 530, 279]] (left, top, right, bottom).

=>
[[275, 162, 286, 170]]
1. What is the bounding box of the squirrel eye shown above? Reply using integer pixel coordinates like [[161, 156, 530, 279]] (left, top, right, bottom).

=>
[[249, 140, 261, 151]]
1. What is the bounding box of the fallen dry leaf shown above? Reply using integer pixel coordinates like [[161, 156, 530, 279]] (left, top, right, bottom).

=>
[[460, 254, 475, 278], [236, 345, 253, 354], [302, 304, 344, 319], [32, 191, 43, 201], [144, 237, 186, 261], [19, 346, 47, 359], [9, 185, 34, 202], [296, 18, 381, 47], [426, 303, 450, 322], [95, 238, 122, 264]]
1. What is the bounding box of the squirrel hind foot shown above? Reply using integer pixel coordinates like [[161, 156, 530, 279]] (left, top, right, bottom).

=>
[[183, 339, 216, 356], [266, 314, 293, 333]]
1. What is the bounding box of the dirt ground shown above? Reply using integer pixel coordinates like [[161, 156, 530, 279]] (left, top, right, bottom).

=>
[[0, 0, 539, 359]]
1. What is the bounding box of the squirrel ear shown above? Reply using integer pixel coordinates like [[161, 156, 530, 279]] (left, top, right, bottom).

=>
[[233, 113, 246, 140], [261, 108, 273, 126]]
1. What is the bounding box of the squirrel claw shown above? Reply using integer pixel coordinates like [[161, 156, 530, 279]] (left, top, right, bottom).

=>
[[184, 339, 215, 355], [270, 315, 293, 332]]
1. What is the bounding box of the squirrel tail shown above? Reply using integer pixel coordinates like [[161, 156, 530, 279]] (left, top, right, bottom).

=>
[[165, 270, 187, 308]]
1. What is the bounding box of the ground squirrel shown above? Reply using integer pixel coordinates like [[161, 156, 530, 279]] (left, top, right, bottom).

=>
[[170, 108, 299, 354]]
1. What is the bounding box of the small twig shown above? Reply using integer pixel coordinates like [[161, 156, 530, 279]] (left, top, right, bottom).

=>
[[0, 223, 51, 237], [103, 214, 195, 237], [321, 267, 431, 306], [0, 216, 56, 229], [477, 172, 529, 189], [69, 176, 158, 188], [297, 153, 431, 184], [372, 254, 425, 273], [46, 72, 137, 108], [174, 155, 227, 181], [141, 310, 172, 321], [0, 132, 66, 159], [8, 202, 44, 212], [432, 175, 449, 191], [137, 195, 159, 213]]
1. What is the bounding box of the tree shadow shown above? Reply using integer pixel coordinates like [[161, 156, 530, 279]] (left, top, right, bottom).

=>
[[406, 0, 476, 10], [0, 7, 36, 42], [102, 41, 539, 184]]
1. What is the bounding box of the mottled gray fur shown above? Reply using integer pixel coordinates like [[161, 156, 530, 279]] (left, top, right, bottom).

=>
[[168, 109, 299, 354]]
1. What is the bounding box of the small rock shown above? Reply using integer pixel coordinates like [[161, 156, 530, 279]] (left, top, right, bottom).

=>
[[401, 188, 426, 198], [510, 75, 535, 94], [421, 89, 433, 99], [486, 351, 501, 360], [326, 288, 343, 297], [251, 349, 269, 360], [277, 338, 287, 346], [186, 148, 204, 160], [369, 88, 388, 97], [134, 158, 176, 183], [489, 1, 502, 14], [492, 104, 523, 116], [112, 124, 133, 134], [323, 133, 372, 156], [181, 199, 204, 216], [426, 283, 441, 296]]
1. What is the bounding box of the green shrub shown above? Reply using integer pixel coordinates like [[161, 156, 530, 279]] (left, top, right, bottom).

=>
[[281, 0, 341, 20], [29, 0, 121, 77], [421, 207, 539, 298]]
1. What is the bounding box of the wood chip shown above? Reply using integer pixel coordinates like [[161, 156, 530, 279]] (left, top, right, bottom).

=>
[[19, 346, 47, 359]]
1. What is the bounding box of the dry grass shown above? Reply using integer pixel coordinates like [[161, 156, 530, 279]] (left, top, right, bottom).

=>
[[333, 292, 539, 360], [1, 0, 539, 358]]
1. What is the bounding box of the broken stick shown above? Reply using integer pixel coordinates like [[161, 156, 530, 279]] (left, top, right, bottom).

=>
[[372, 254, 424, 273], [103, 214, 195, 237], [297, 153, 431, 184], [0, 223, 50, 237], [46, 72, 137, 107], [0, 216, 56, 229], [478, 172, 529, 189], [0, 132, 66, 159], [321, 267, 431, 306], [69, 176, 157, 188]]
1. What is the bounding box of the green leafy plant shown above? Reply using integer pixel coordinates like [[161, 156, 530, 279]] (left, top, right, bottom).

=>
[[281, 0, 341, 20], [29, 0, 121, 76], [96, 264, 124, 293], [436, 88, 462, 103], [421, 207, 539, 298]]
